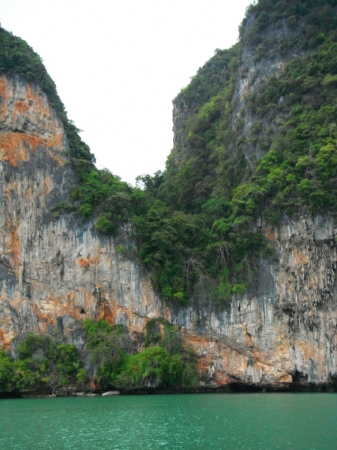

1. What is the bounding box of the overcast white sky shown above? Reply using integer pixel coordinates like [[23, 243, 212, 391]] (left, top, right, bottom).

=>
[[1, 0, 252, 184]]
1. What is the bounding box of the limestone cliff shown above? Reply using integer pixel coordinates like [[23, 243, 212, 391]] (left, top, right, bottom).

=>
[[1, 0, 337, 392], [0, 72, 336, 390], [0, 74, 166, 349]]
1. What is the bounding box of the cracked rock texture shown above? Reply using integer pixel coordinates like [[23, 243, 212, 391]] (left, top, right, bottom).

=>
[[1, 73, 337, 390]]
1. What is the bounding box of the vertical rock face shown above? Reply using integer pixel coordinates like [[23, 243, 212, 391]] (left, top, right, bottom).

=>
[[166, 4, 337, 389], [0, 74, 166, 350], [1, 71, 337, 390], [178, 215, 337, 388]]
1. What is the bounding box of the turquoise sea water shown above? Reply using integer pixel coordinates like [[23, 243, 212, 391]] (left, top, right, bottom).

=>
[[0, 393, 336, 449]]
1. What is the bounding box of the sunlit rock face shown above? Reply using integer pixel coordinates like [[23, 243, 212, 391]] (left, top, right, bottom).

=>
[[167, 11, 337, 390], [0, 74, 166, 350], [180, 214, 337, 389], [1, 72, 337, 390]]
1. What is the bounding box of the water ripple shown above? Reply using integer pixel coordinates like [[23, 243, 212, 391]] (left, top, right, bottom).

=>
[[0, 393, 336, 449]]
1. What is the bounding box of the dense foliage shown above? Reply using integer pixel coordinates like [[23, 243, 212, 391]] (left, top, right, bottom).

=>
[[243, 32, 337, 214], [83, 318, 198, 390], [0, 319, 199, 393], [241, 0, 337, 48], [132, 0, 337, 301], [0, 334, 84, 393]]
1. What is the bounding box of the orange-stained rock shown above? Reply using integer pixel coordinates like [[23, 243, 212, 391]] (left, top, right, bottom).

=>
[[0, 132, 64, 167], [10, 225, 21, 267], [14, 101, 29, 115], [0, 73, 337, 391]]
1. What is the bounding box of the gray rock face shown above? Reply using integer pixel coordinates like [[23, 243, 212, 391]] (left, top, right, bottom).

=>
[[171, 14, 306, 168], [0, 67, 336, 391], [0, 74, 166, 349], [178, 214, 337, 388]]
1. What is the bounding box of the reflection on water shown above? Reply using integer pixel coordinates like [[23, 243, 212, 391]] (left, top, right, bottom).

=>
[[0, 393, 336, 449]]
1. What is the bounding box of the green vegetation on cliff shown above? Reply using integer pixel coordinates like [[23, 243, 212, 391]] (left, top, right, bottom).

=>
[[233, 0, 337, 216], [0, 27, 95, 173], [1, 0, 337, 306], [133, 0, 337, 302], [0, 320, 198, 393], [83, 318, 198, 391], [0, 335, 84, 393]]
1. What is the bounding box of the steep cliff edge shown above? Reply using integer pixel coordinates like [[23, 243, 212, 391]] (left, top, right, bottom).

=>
[[0, 74, 166, 349], [1, 0, 337, 392]]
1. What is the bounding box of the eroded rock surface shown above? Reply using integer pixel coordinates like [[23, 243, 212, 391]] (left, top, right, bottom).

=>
[[1, 73, 336, 390]]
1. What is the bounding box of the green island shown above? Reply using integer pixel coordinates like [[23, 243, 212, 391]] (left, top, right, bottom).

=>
[[1, 0, 337, 393]]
